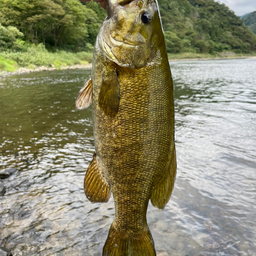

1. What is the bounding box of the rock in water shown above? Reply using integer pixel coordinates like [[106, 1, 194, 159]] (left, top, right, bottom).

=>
[[0, 168, 18, 179], [0, 182, 6, 196], [0, 247, 12, 256]]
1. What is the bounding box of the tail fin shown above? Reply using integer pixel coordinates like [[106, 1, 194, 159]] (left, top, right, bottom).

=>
[[103, 224, 156, 256]]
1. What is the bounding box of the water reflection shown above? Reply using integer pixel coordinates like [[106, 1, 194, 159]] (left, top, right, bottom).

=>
[[0, 59, 256, 255]]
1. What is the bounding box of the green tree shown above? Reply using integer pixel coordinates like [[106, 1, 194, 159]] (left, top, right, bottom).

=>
[[0, 24, 23, 50], [1, 0, 256, 54], [165, 31, 183, 53], [242, 11, 256, 35], [82, 1, 106, 45], [0, 0, 96, 48], [249, 24, 256, 34]]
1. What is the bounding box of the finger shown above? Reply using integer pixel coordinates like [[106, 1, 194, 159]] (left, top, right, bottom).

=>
[[80, 0, 107, 10], [93, 0, 107, 9], [100, 1, 107, 9]]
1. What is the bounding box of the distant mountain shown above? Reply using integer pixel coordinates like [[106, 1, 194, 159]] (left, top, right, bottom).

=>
[[242, 11, 256, 35], [85, 0, 256, 54], [1, 0, 256, 53], [241, 13, 251, 18], [159, 0, 256, 53]]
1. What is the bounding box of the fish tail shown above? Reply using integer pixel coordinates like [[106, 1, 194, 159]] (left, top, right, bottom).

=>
[[103, 223, 156, 256]]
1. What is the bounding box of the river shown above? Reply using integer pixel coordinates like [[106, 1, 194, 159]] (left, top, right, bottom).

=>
[[0, 59, 255, 256]]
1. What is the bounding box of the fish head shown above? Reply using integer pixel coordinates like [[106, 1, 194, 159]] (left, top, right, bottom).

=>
[[97, 0, 163, 68]]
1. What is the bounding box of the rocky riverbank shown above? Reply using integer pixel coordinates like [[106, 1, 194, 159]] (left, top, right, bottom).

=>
[[0, 64, 92, 78], [1, 54, 256, 79], [169, 55, 256, 62]]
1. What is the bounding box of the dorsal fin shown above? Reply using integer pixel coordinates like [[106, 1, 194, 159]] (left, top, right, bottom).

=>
[[76, 78, 93, 110]]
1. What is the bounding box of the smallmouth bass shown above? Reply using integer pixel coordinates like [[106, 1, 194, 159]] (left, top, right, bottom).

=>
[[76, 0, 176, 255]]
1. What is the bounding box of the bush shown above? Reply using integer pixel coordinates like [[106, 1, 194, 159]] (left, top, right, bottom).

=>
[[0, 56, 18, 71], [165, 31, 183, 53], [1, 44, 93, 70], [194, 40, 210, 53], [0, 24, 23, 50]]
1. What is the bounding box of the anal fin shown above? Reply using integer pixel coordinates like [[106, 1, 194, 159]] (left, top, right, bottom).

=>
[[84, 153, 111, 203], [76, 78, 93, 110], [151, 144, 177, 209]]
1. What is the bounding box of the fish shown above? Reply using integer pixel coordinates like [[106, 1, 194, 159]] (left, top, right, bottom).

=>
[[76, 0, 176, 255]]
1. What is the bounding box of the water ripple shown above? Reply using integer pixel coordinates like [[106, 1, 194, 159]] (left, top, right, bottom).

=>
[[1, 61, 256, 255]]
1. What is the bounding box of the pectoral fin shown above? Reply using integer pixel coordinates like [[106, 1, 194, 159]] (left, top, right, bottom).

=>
[[84, 153, 111, 203], [151, 144, 177, 209], [76, 78, 93, 110], [99, 68, 120, 118]]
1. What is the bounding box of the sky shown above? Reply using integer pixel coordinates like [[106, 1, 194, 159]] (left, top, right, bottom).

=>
[[216, 0, 256, 16]]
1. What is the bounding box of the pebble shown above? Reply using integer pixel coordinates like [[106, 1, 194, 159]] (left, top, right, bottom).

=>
[[157, 253, 168, 256], [0, 64, 92, 78], [0, 247, 12, 256], [0, 181, 6, 196], [0, 168, 18, 179]]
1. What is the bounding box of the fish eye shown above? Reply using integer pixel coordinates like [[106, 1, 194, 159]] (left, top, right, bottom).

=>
[[141, 11, 152, 24]]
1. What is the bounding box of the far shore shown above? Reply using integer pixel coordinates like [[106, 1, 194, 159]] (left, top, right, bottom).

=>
[[1, 55, 255, 78], [170, 55, 256, 62], [0, 64, 93, 78]]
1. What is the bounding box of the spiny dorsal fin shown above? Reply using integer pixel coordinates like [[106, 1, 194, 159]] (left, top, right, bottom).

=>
[[84, 153, 111, 203], [99, 68, 120, 118], [76, 78, 93, 110]]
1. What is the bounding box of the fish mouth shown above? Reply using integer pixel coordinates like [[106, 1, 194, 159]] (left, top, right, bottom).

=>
[[98, 0, 153, 68], [109, 34, 145, 47], [101, 39, 135, 68], [109, 27, 147, 47], [99, 36, 148, 68]]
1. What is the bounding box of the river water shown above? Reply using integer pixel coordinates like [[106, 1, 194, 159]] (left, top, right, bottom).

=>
[[0, 59, 255, 256]]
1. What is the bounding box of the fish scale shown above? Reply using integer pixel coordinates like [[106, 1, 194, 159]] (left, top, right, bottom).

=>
[[76, 0, 176, 255]]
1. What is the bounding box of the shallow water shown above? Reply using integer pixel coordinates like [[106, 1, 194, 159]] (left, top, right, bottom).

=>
[[0, 59, 256, 256]]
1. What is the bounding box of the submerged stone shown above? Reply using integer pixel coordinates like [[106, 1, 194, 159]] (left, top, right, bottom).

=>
[[0, 182, 6, 196], [0, 247, 12, 256], [0, 168, 18, 179]]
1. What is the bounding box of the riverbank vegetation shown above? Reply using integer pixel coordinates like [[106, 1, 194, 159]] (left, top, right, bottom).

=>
[[0, 0, 102, 72], [0, 0, 256, 72]]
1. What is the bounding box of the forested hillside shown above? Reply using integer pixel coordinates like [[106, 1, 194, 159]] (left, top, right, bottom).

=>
[[0, 0, 105, 51], [0, 0, 256, 72], [160, 0, 256, 53], [242, 11, 256, 35]]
